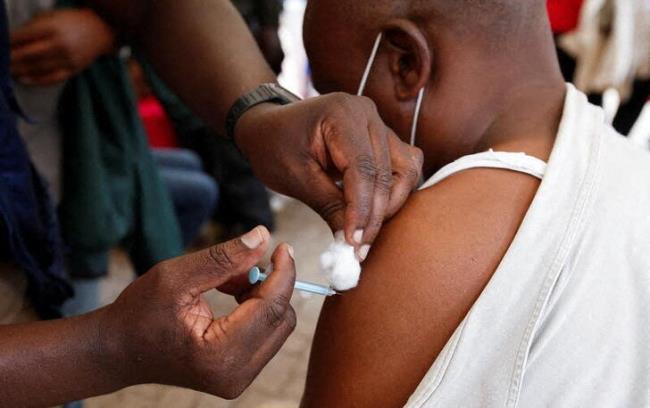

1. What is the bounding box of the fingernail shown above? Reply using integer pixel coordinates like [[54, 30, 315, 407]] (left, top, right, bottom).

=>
[[287, 244, 295, 261], [353, 229, 364, 244], [358, 244, 371, 262], [241, 226, 264, 249]]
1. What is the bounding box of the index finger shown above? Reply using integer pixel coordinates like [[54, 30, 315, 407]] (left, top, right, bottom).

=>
[[355, 118, 393, 250], [324, 99, 381, 246], [10, 22, 52, 47]]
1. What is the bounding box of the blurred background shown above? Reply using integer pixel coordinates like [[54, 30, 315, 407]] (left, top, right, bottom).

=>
[[6, 0, 649, 406]]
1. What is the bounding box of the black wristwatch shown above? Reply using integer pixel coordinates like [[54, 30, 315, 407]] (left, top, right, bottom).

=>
[[225, 83, 301, 141]]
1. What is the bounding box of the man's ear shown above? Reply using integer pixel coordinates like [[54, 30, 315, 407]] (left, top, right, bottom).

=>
[[382, 19, 432, 101]]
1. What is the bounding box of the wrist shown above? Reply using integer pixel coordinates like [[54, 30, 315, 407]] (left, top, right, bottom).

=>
[[89, 306, 134, 390], [226, 83, 300, 149], [233, 102, 281, 158]]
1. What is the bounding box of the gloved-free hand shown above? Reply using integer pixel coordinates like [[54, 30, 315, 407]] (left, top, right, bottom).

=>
[[100, 226, 296, 399], [10, 9, 116, 86], [235, 93, 423, 258]]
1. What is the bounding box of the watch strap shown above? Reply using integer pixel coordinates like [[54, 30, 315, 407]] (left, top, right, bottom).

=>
[[225, 83, 301, 141]]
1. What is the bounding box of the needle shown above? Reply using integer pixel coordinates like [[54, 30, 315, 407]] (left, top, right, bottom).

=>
[[248, 267, 337, 297]]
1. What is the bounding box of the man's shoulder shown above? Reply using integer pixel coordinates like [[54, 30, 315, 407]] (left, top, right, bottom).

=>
[[302, 166, 542, 407], [410, 164, 541, 226], [374, 164, 542, 294]]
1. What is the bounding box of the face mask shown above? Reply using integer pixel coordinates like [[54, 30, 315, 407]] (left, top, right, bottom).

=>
[[356, 32, 425, 147]]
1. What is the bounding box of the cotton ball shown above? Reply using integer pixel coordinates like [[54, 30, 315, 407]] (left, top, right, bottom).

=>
[[319, 232, 361, 291]]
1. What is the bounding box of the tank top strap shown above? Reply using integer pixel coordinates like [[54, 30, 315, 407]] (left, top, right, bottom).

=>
[[420, 149, 547, 190]]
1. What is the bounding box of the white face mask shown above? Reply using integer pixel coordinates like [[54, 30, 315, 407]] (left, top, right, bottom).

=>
[[356, 32, 426, 147]]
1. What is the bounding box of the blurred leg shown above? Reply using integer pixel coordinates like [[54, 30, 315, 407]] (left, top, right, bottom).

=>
[[61, 278, 101, 317], [152, 148, 203, 171], [158, 166, 219, 247]]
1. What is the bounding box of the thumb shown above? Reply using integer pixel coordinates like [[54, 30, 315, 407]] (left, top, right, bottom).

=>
[[171, 226, 271, 296]]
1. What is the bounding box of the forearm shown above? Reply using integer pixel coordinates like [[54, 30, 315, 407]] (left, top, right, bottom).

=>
[[91, 0, 276, 133], [0, 308, 125, 407]]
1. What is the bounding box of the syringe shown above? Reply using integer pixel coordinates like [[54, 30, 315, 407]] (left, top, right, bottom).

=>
[[248, 267, 337, 297]]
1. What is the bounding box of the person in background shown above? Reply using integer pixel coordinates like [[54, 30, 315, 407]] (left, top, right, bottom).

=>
[[133, 1, 287, 240], [130, 57, 219, 247], [152, 149, 219, 247], [8, 2, 131, 319], [134, 55, 277, 239], [9, 2, 186, 317], [7, 2, 115, 204], [124, 3, 286, 241]]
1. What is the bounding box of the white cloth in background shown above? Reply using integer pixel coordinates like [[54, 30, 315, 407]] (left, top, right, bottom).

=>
[[406, 84, 650, 407], [559, 0, 650, 100], [277, 0, 317, 98]]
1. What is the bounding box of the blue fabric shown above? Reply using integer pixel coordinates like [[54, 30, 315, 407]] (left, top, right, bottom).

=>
[[0, 0, 72, 319], [153, 148, 204, 171], [153, 149, 219, 246], [61, 277, 101, 317]]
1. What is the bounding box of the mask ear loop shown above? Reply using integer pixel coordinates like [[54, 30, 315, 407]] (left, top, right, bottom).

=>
[[357, 32, 425, 147], [357, 32, 383, 96], [410, 88, 425, 146]]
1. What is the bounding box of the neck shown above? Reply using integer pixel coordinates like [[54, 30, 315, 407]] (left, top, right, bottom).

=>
[[477, 73, 566, 162], [419, 23, 566, 176], [471, 24, 567, 161]]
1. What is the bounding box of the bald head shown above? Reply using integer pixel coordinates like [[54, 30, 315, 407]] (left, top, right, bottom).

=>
[[305, 0, 545, 49], [304, 0, 548, 91]]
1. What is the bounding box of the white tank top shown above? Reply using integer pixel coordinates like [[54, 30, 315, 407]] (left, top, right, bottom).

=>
[[406, 84, 650, 407], [419, 149, 547, 190]]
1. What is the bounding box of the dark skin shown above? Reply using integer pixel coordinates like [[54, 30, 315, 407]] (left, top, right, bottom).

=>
[[1, 0, 424, 405], [10, 9, 116, 85], [1, 227, 297, 406], [301, 0, 567, 406], [10, 2, 423, 254], [91, 0, 423, 249]]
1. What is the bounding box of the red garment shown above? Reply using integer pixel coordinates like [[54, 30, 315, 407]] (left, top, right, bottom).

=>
[[138, 95, 179, 148], [547, 0, 585, 34]]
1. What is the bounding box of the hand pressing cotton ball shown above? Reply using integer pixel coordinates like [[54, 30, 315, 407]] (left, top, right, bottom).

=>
[[319, 231, 361, 291]]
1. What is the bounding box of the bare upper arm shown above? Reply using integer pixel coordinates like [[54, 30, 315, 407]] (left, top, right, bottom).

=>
[[301, 168, 540, 408]]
